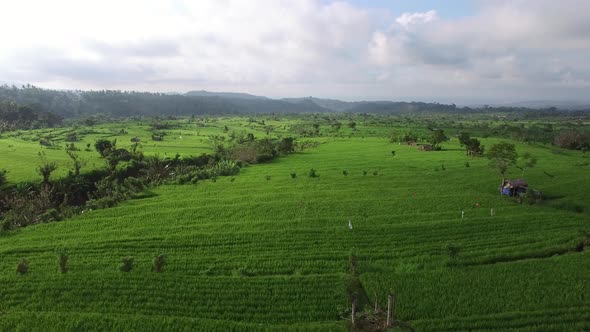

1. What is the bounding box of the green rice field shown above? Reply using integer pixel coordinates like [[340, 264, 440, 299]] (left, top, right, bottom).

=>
[[0, 118, 588, 331]]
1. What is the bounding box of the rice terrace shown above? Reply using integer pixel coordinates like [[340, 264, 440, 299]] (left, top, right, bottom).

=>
[[1, 1, 590, 331]]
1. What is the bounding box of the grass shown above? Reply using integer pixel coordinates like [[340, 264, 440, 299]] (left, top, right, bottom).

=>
[[0, 117, 588, 331]]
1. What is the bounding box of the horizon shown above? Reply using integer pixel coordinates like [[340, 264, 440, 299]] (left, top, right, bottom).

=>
[[4, 84, 590, 108], [1, 0, 589, 103]]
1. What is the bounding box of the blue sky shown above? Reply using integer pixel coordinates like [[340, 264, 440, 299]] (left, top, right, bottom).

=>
[[346, 0, 475, 18], [0, 0, 589, 103]]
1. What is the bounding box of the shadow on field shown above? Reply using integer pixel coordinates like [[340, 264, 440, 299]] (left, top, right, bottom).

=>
[[131, 190, 158, 200]]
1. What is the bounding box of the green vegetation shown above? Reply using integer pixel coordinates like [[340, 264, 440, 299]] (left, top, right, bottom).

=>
[[0, 111, 589, 331]]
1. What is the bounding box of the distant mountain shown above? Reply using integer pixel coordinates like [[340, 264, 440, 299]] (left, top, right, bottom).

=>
[[345, 101, 457, 113], [186, 90, 267, 100], [491, 100, 590, 110], [282, 97, 357, 112], [2, 85, 587, 119], [216, 97, 330, 113]]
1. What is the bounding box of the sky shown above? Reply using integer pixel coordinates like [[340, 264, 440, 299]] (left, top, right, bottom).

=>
[[1, 0, 589, 103]]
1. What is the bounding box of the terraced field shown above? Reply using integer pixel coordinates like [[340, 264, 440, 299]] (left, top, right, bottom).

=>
[[0, 117, 287, 183], [0, 136, 589, 331]]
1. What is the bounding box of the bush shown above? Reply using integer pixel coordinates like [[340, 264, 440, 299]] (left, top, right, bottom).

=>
[[342, 170, 348, 176], [290, 172, 297, 179], [446, 244, 461, 259], [120, 257, 134, 272], [17, 258, 29, 275], [65, 132, 79, 142], [256, 153, 274, 163], [265, 175, 271, 181], [554, 130, 590, 150], [65, 142, 79, 151], [152, 254, 166, 273], [278, 137, 295, 154], [57, 251, 68, 273], [39, 138, 53, 147], [0, 169, 7, 186], [309, 168, 318, 178]]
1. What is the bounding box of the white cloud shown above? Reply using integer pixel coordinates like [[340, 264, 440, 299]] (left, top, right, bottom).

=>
[[0, 0, 589, 102], [395, 10, 438, 29]]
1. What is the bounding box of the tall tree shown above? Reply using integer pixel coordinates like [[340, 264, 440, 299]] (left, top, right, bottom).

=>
[[429, 129, 449, 150], [487, 142, 518, 180]]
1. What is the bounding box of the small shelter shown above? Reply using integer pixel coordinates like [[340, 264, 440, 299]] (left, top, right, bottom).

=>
[[500, 179, 528, 196], [419, 144, 433, 151]]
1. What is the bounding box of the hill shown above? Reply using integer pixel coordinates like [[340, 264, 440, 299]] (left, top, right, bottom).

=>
[[185, 90, 268, 100]]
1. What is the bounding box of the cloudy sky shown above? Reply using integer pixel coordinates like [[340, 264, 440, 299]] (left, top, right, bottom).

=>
[[1, 0, 589, 103]]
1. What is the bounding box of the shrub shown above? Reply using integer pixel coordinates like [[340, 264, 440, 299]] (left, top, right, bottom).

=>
[[214, 160, 240, 176], [265, 175, 271, 181], [342, 170, 349, 176], [37, 161, 58, 183], [363, 170, 367, 176], [256, 153, 274, 163], [464, 161, 470, 168], [372, 170, 379, 176], [152, 254, 166, 273], [17, 258, 29, 275], [57, 251, 68, 273], [278, 137, 295, 155], [446, 244, 461, 259], [94, 139, 115, 157], [309, 168, 318, 178], [120, 257, 134, 272], [39, 138, 53, 147], [290, 172, 297, 179], [554, 129, 590, 150], [0, 169, 7, 186], [65, 132, 79, 142], [40, 208, 61, 223], [65, 142, 79, 151]]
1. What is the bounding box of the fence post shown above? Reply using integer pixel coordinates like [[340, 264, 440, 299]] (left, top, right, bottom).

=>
[[387, 293, 396, 327]]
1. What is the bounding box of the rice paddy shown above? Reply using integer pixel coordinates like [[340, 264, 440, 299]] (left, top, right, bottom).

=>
[[0, 116, 588, 331]]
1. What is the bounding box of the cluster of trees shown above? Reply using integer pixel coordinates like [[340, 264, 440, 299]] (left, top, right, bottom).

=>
[[0, 85, 325, 119], [458, 133, 484, 156], [389, 128, 450, 150], [4, 85, 589, 121], [222, 134, 296, 164], [554, 129, 590, 151], [0, 130, 298, 231], [0, 144, 218, 231], [0, 100, 62, 132]]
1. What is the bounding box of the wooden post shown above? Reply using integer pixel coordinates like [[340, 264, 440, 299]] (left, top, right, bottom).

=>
[[386, 293, 396, 327], [351, 296, 356, 326]]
